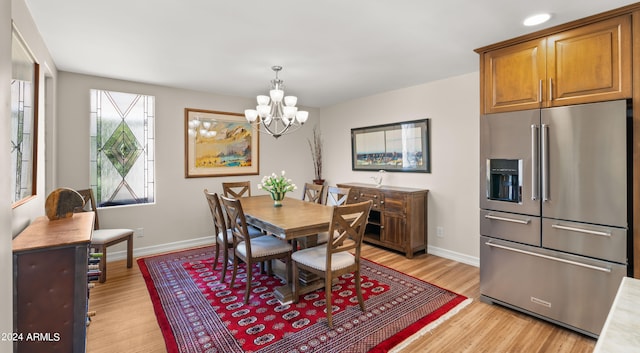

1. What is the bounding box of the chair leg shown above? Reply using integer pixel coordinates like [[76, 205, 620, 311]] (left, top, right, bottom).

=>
[[230, 256, 239, 289], [213, 239, 221, 271], [126, 234, 133, 268], [325, 275, 334, 328], [355, 269, 365, 312], [99, 246, 107, 283], [221, 243, 230, 282], [244, 263, 252, 304]]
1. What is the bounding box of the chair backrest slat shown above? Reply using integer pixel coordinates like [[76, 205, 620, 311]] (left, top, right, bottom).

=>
[[74, 188, 100, 230], [302, 183, 325, 204], [222, 181, 251, 198], [327, 200, 372, 259], [220, 195, 252, 257], [324, 186, 351, 206], [204, 189, 226, 237]]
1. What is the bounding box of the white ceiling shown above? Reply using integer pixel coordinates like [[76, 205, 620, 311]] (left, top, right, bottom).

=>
[[23, 0, 639, 108]]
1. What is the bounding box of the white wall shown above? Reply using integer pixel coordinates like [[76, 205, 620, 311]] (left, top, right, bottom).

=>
[[320, 72, 480, 264], [56, 72, 320, 254], [1, 0, 12, 348]]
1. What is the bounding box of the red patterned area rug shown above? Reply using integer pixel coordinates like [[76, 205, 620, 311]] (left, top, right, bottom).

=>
[[138, 246, 471, 353]]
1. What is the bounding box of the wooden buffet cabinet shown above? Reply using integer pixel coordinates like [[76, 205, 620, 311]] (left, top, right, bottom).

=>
[[337, 183, 428, 258], [12, 212, 94, 353], [475, 2, 640, 277]]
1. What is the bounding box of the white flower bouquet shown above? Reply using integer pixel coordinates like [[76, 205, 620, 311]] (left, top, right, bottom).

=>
[[257, 170, 297, 206]]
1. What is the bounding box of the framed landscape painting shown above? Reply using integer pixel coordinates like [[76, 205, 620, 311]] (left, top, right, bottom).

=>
[[184, 108, 259, 178], [351, 119, 430, 173]]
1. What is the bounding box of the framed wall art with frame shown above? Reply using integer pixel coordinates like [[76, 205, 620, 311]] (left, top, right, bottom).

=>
[[351, 119, 430, 173], [184, 108, 259, 178]]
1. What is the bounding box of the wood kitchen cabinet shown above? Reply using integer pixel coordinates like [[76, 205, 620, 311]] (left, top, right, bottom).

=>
[[479, 14, 632, 114], [337, 183, 428, 258], [12, 212, 95, 353]]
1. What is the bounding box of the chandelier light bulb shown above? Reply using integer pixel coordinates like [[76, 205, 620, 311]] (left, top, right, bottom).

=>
[[257, 95, 270, 105], [270, 89, 284, 103], [257, 104, 271, 118], [284, 96, 297, 107], [245, 109, 258, 122], [296, 111, 309, 124]]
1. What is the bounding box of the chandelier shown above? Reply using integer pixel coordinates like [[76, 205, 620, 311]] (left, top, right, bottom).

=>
[[244, 66, 309, 139]]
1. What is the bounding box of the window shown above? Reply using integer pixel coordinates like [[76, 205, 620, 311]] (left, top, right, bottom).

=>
[[11, 29, 39, 206], [90, 89, 155, 207]]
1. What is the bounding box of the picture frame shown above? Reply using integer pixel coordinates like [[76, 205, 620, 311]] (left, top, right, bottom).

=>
[[184, 108, 259, 178], [351, 119, 430, 173]]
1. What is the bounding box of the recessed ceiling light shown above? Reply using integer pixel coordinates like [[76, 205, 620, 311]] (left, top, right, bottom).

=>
[[523, 13, 551, 26]]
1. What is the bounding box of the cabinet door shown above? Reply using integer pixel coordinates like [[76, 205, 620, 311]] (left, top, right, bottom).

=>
[[547, 15, 631, 106], [483, 37, 546, 114], [381, 214, 404, 248]]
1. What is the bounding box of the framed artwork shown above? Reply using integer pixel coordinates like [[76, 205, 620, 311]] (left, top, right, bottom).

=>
[[11, 28, 40, 207], [184, 108, 259, 178], [351, 119, 430, 173]]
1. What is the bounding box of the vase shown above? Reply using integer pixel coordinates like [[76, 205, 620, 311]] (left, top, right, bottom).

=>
[[270, 192, 285, 207]]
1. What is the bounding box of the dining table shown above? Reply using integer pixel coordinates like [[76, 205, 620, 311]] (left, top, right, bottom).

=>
[[239, 194, 335, 303]]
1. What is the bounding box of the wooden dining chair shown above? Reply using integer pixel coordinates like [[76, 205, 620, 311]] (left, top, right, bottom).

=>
[[317, 186, 352, 244], [204, 189, 262, 282], [324, 186, 351, 206], [220, 195, 293, 304], [291, 200, 373, 328], [302, 182, 325, 204], [222, 181, 251, 198], [75, 188, 133, 283]]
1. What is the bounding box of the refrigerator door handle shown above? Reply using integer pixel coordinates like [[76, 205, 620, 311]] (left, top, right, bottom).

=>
[[531, 124, 539, 200], [541, 124, 549, 202], [485, 241, 612, 273], [551, 224, 612, 237], [484, 214, 531, 224]]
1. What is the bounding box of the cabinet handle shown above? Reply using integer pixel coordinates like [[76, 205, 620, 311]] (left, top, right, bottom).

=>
[[538, 80, 542, 103], [380, 200, 384, 204], [551, 224, 611, 237], [485, 241, 611, 273], [548, 78, 553, 101]]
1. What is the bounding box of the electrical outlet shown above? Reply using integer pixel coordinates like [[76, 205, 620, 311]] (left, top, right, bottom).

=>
[[135, 228, 144, 237], [436, 226, 444, 238]]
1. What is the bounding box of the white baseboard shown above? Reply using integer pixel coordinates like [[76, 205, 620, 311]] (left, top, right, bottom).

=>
[[428, 245, 479, 268], [104, 236, 215, 262], [105, 237, 479, 268]]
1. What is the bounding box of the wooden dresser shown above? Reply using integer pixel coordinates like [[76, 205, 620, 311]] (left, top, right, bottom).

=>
[[12, 212, 94, 353], [337, 183, 428, 258]]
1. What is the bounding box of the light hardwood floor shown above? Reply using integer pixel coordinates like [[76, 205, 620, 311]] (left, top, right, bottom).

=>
[[86, 244, 596, 353]]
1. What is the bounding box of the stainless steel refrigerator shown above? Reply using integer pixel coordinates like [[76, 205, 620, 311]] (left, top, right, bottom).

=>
[[479, 99, 630, 338]]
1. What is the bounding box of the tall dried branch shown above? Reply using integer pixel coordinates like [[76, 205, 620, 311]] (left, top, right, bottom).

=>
[[308, 126, 323, 180]]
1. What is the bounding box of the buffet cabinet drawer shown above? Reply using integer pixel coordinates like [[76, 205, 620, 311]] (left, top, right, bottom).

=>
[[349, 189, 383, 210]]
